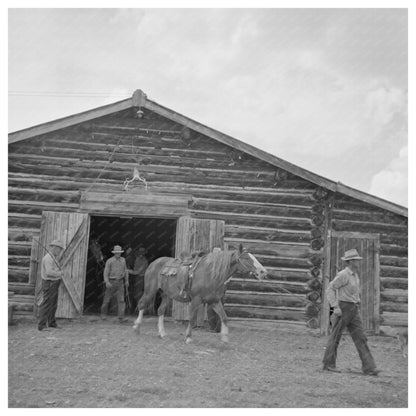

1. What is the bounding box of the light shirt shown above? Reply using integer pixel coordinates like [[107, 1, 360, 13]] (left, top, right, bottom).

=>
[[41, 253, 62, 281], [104, 256, 128, 281], [326, 266, 361, 307]]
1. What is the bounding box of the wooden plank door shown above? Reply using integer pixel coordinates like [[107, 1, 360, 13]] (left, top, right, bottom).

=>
[[33, 211, 90, 318], [172, 217, 225, 323], [326, 231, 380, 334]]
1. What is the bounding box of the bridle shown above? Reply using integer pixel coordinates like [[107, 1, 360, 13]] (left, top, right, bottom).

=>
[[236, 251, 256, 273], [223, 251, 258, 285]]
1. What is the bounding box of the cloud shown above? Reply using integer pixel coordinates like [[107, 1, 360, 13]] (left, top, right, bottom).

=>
[[231, 14, 259, 46], [215, 55, 407, 160], [369, 146, 408, 206], [365, 85, 406, 127]]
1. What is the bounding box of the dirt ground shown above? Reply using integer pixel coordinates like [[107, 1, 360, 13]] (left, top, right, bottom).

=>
[[8, 316, 408, 408]]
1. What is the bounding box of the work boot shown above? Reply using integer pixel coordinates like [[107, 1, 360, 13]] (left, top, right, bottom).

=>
[[38, 325, 49, 331], [364, 369, 380, 376], [323, 365, 341, 373]]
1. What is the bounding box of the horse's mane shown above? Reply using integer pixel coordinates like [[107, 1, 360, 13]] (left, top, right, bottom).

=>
[[199, 250, 236, 282]]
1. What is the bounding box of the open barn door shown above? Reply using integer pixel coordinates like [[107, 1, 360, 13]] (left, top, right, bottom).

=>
[[172, 216, 225, 324], [324, 231, 380, 334], [32, 211, 90, 318]]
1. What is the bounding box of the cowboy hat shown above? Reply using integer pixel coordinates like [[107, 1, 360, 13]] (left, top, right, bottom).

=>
[[111, 245, 124, 253], [341, 249, 363, 261], [49, 239, 64, 249]]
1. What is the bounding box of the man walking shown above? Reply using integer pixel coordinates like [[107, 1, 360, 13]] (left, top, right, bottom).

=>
[[323, 248, 379, 375], [38, 239, 64, 331], [100, 245, 129, 323], [127, 246, 148, 312]]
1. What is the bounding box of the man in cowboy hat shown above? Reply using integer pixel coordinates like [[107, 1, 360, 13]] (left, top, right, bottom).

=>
[[100, 245, 129, 323], [127, 246, 148, 312], [322, 248, 379, 375], [37, 239, 65, 331]]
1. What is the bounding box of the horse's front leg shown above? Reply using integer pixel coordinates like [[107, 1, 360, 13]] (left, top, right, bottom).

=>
[[133, 310, 144, 333], [133, 293, 152, 333], [211, 301, 229, 343], [157, 294, 169, 338], [185, 296, 202, 344]]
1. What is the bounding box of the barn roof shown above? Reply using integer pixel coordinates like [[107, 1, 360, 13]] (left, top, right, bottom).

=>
[[8, 89, 408, 218]]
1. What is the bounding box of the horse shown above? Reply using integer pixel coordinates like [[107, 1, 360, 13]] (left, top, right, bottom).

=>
[[132, 245, 268, 343], [89, 238, 105, 267]]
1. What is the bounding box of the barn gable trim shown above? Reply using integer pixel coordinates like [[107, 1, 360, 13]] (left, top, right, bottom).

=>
[[8, 89, 407, 218], [79, 190, 191, 218]]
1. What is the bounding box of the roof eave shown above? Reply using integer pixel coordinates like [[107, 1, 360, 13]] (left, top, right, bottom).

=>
[[144, 98, 408, 218], [8, 97, 133, 144], [335, 182, 408, 218]]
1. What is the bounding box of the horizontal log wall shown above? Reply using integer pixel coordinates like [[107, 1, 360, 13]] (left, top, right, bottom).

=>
[[332, 194, 408, 328], [8, 111, 317, 322], [9, 110, 407, 325]]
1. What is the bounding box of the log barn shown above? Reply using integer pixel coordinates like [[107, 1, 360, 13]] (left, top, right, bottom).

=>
[[8, 89, 408, 334]]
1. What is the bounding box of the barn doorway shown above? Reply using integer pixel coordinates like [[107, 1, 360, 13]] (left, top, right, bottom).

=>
[[84, 216, 176, 316]]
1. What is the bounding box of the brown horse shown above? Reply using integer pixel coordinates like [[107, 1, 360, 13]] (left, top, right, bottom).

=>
[[132, 245, 267, 343]]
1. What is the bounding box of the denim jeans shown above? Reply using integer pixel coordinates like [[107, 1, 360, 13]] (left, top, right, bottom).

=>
[[323, 301, 377, 372], [100, 279, 125, 318], [38, 279, 61, 328]]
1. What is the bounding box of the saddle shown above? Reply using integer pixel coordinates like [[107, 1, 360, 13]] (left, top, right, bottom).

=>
[[160, 251, 205, 298]]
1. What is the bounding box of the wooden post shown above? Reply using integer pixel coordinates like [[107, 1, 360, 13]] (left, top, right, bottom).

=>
[[320, 194, 334, 335], [373, 236, 381, 334]]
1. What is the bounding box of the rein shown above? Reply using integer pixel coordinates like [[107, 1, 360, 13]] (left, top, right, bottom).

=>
[[225, 251, 293, 295], [262, 277, 293, 294]]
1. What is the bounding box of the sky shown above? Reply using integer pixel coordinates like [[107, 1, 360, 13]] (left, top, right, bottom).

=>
[[7, 6, 409, 207]]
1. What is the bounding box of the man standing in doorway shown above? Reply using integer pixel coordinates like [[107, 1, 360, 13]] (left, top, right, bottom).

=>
[[322, 248, 379, 375], [38, 239, 64, 331], [128, 246, 148, 313], [101, 245, 129, 323]]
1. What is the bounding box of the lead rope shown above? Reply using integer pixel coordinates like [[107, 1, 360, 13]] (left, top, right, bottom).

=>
[[224, 251, 293, 295]]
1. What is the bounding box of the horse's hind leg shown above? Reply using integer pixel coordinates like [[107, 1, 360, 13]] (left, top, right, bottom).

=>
[[211, 301, 229, 343], [185, 296, 202, 344], [157, 294, 169, 339]]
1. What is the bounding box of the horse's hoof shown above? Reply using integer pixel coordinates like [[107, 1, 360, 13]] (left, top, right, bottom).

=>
[[158, 333, 166, 339], [185, 337, 193, 344], [132, 325, 140, 334], [221, 335, 229, 343]]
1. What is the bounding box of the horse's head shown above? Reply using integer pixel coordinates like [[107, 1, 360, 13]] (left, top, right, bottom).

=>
[[235, 244, 268, 280], [90, 238, 105, 264]]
